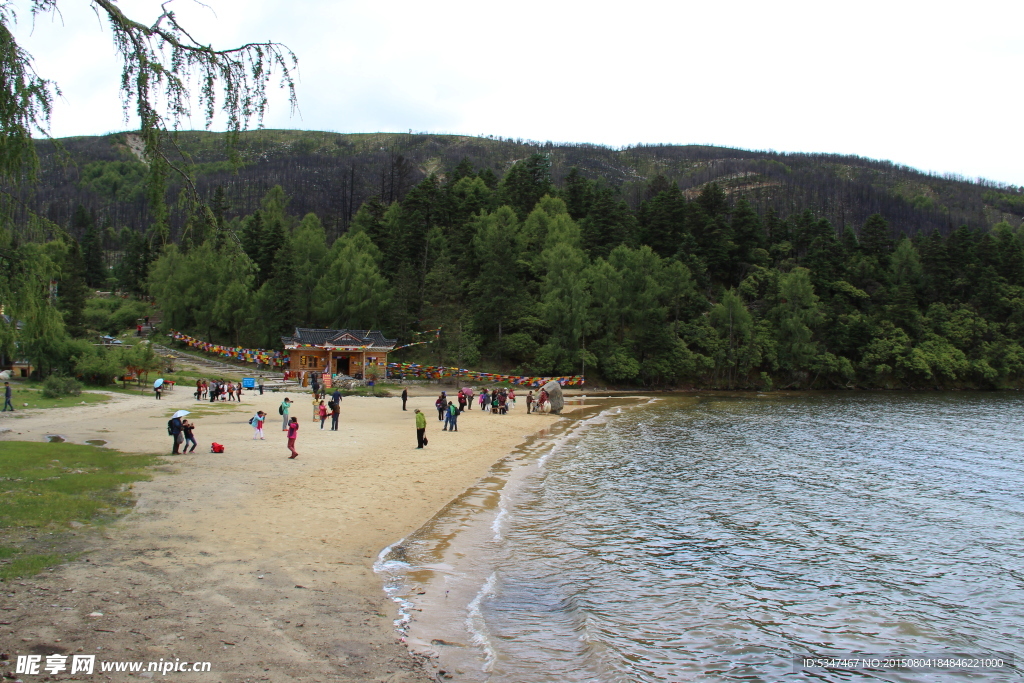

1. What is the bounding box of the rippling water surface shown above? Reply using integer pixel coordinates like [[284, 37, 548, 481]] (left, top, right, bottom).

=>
[[378, 394, 1024, 682]]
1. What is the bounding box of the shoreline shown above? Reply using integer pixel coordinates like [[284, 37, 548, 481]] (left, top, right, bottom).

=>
[[0, 385, 579, 682], [376, 397, 648, 679]]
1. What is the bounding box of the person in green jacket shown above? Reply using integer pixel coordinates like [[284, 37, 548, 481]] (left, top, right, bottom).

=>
[[415, 408, 427, 448], [280, 397, 292, 431]]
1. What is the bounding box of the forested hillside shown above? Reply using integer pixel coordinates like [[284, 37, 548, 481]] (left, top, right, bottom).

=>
[[3, 134, 1023, 390], [19, 130, 1024, 244]]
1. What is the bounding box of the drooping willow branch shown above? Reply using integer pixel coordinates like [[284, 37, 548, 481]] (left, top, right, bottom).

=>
[[0, 0, 298, 242]]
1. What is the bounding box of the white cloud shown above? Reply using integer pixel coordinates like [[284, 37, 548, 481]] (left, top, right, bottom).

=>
[[7, 0, 1023, 185]]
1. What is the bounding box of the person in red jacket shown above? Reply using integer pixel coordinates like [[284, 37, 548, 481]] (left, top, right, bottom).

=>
[[286, 417, 299, 459]]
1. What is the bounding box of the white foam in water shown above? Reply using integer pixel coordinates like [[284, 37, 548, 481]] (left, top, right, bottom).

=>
[[374, 539, 414, 631], [491, 500, 507, 541], [465, 571, 498, 672]]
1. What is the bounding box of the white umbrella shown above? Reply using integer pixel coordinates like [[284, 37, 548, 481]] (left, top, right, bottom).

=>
[[153, 378, 164, 388], [171, 410, 190, 418]]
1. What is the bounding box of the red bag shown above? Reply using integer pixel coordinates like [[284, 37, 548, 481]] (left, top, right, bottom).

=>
[[210, 442, 225, 453]]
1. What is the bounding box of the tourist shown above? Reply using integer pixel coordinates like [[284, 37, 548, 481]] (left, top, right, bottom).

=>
[[331, 397, 341, 431], [258, 377, 264, 395], [182, 419, 197, 453], [286, 417, 299, 459], [401, 387, 408, 411], [491, 392, 500, 414], [3, 381, 13, 412], [312, 394, 321, 420], [446, 401, 459, 432], [479, 388, 488, 411], [526, 390, 534, 414], [508, 388, 515, 409], [458, 390, 467, 413], [280, 397, 292, 430], [194, 379, 202, 401], [168, 414, 183, 454], [251, 410, 266, 439], [332, 387, 342, 407], [319, 400, 328, 429], [414, 409, 426, 449], [227, 382, 236, 402], [154, 383, 162, 400], [436, 392, 447, 421], [464, 386, 474, 410]]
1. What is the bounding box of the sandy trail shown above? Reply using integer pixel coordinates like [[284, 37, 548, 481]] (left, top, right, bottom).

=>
[[0, 384, 567, 682]]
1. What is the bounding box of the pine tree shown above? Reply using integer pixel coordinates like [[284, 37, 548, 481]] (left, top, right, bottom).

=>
[[80, 221, 106, 288], [860, 213, 892, 260], [561, 167, 593, 221], [499, 153, 552, 218], [257, 216, 286, 287]]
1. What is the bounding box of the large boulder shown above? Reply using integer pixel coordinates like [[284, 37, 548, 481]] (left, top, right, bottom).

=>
[[541, 380, 564, 414]]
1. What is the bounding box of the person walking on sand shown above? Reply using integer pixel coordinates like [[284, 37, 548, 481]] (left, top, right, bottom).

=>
[[280, 397, 292, 430], [251, 410, 266, 439], [168, 414, 183, 454], [3, 382, 13, 412], [286, 417, 300, 459], [415, 408, 427, 449], [258, 377, 264, 395], [182, 419, 197, 453], [318, 400, 328, 429], [332, 388, 342, 408], [458, 390, 467, 413], [526, 390, 534, 414], [330, 396, 341, 431], [447, 401, 459, 432], [436, 392, 447, 421], [401, 388, 408, 411]]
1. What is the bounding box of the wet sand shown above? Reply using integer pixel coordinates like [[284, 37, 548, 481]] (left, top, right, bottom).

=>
[[0, 385, 571, 682]]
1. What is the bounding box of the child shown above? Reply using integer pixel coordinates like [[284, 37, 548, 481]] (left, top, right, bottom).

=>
[[286, 417, 299, 459], [182, 420, 197, 453], [252, 410, 266, 439], [319, 400, 328, 429]]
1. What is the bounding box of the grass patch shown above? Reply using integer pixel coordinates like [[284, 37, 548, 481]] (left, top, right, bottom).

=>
[[0, 552, 69, 582], [1, 385, 110, 410], [0, 442, 159, 581], [0, 442, 157, 530]]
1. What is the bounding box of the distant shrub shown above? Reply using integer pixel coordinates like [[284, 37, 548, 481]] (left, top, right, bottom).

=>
[[41, 375, 83, 399]]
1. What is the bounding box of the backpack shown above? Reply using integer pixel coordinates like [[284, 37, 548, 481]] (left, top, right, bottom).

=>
[[210, 442, 225, 453], [248, 416, 255, 425], [279, 404, 284, 415], [167, 419, 174, 436]]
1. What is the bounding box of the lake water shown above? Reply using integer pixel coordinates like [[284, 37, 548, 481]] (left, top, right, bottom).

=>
[[377, 393, 1024, 682]]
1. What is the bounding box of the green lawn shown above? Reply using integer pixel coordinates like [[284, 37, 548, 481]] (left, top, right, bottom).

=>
[[2, 385, 110, 410], [0, 441, 159, 581]]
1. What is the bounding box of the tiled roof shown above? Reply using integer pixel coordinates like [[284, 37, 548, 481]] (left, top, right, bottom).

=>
[[281, 327, 397, 349]]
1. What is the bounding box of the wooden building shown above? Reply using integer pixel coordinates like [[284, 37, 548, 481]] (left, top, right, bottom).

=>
[[281, 328, 397, 380]]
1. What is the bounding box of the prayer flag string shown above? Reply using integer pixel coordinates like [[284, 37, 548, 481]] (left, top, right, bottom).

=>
[[386, 362, 583, 386], [170, 331, 289, 368]]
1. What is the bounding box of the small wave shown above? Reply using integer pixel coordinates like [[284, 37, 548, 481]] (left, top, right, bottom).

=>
[[492, 500, 507, 541], [374, 539, 414, 631], [466, 571, 498, 673]]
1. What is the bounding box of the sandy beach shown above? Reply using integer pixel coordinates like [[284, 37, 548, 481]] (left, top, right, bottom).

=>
[[0, 383, 572, 682]]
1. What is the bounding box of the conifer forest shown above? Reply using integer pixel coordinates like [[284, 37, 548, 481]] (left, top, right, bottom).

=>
[[2, 131, 1023, 390]]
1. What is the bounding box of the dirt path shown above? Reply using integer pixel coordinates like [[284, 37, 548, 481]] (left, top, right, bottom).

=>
[[0, 386, 567, 681]]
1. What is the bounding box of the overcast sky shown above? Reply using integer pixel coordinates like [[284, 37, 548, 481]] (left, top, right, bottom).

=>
[[10, 0, 1024, 186]]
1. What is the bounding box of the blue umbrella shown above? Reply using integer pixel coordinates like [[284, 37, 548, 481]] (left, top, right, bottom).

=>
[[154, 378, 164, 389]]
